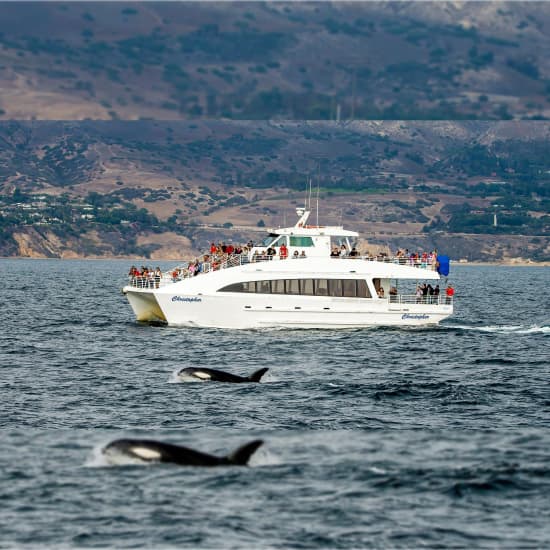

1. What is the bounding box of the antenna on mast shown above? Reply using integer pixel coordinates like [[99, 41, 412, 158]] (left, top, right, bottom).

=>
[[316, 162, 320, 226], [316, 183, 320, 227]]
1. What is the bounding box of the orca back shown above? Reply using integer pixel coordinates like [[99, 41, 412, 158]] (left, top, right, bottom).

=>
[[103, 438, 263, 467], [248, 368, 269, 382], [178, 367, 249, 383], [226, 440, 264, 465]]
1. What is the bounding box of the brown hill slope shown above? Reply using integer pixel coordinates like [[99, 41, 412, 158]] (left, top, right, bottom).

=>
[[0, 120, 548, 261], [0, 2, 549, 120]]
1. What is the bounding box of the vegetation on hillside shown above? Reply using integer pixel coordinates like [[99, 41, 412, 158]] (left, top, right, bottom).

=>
[[0, 2, 549, 120], [0, 120, 548, 260]]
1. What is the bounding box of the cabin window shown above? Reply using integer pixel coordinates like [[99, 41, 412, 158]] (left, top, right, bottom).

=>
[[289, 236, 314, 247], [328, 279, 343, 297], [271, 279, 285, 294], [260, 233, 279, 247], [220, 282, 244, 292], [218, 278, 372, 298], [342, 279, 356, 297], [315, 279, 329, 296], [301, 279, 314, 295], [257, 280, 271, 294], [273, 236, 287, 247], [357, 280, 370, 298], [287, 279, 300, 295]]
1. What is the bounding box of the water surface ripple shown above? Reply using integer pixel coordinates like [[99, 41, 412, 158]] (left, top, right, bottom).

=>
[[1, 260, 549, 548]]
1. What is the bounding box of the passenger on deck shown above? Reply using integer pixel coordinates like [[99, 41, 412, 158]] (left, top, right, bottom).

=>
[[427, 283, 434, 303], [154, 267, 162, 289], [293, 250, 299, 259], [300, 250, 307, 258], [339, 244, 348, 257], [377, 287, 385, 298], [330, 247, 340, 257], [445, 284, 455, 304], [389, 286, 398, 302], [421, 283, 429, 302], [280, 243, 288, 259], [349, 247, 359, 257]]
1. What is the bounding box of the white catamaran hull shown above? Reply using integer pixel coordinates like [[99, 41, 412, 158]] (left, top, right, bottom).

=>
[[125, 288, 452, 329]]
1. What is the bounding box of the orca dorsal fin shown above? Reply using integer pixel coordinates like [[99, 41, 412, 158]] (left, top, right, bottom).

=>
[[248, 368, 269, 382], [227, 440, 264, 465]]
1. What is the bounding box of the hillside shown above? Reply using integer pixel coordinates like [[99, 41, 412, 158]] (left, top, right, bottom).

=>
[[0, 2, 549, 120], [0, 120, 548, 262]]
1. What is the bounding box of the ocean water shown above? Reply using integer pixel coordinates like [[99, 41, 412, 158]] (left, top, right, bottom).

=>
[[1, 259, 549, 548]]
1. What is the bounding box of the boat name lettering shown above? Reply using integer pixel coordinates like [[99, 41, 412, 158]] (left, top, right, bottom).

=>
[[172, 296, 202, 303], [402, 314, 429, 320]]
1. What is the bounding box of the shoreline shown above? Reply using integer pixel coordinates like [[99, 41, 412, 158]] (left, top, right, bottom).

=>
[[454, 261, 550, 267]]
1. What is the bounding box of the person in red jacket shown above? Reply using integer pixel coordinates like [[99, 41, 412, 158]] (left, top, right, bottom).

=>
[[279, 243, 288, 259], [445, 284, 455, 304]]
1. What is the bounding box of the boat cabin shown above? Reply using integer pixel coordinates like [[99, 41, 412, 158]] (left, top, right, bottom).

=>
[[249, 208, 358, 260]]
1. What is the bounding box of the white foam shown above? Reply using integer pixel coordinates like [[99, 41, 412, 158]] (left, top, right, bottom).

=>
[[248, 445, 280, 467], [260, 370, 277, 383], [449, 324, 549, 335], [168, 367, 204, 383], [84, 442, 111, 468]]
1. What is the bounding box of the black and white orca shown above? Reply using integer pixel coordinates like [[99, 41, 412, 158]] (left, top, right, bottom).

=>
[[102, 438, 263, 466], [177, 367, 268, 383]]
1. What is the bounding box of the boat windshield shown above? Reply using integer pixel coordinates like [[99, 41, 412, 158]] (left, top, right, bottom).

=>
[[260, 233, 280, 247]]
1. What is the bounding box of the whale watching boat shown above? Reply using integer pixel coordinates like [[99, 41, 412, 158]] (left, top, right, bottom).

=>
[[122, 208, 453, 329]]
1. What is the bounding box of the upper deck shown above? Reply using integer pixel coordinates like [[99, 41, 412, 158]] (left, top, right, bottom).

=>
[[127, 252, 439, 290], [125, 207, 446, 293]]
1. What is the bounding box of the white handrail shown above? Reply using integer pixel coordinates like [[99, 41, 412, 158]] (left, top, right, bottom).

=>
[[388, 294, 451, 305], [127, 252, 439, 289]]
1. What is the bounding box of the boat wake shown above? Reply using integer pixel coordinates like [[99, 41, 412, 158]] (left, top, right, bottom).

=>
[[446, 323, 549, 335]]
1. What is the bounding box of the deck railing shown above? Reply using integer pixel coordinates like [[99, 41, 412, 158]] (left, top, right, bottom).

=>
[[127, 254, 250, 289], [388, 294, 452, 306], [127, 252, 439, 289], [362, 255, 437, 270]]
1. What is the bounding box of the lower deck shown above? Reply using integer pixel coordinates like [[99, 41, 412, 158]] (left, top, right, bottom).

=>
[[124, 287, 453, 329]]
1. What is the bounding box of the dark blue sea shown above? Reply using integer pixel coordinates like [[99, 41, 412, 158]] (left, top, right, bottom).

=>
[[1, 259, 549, 548]]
